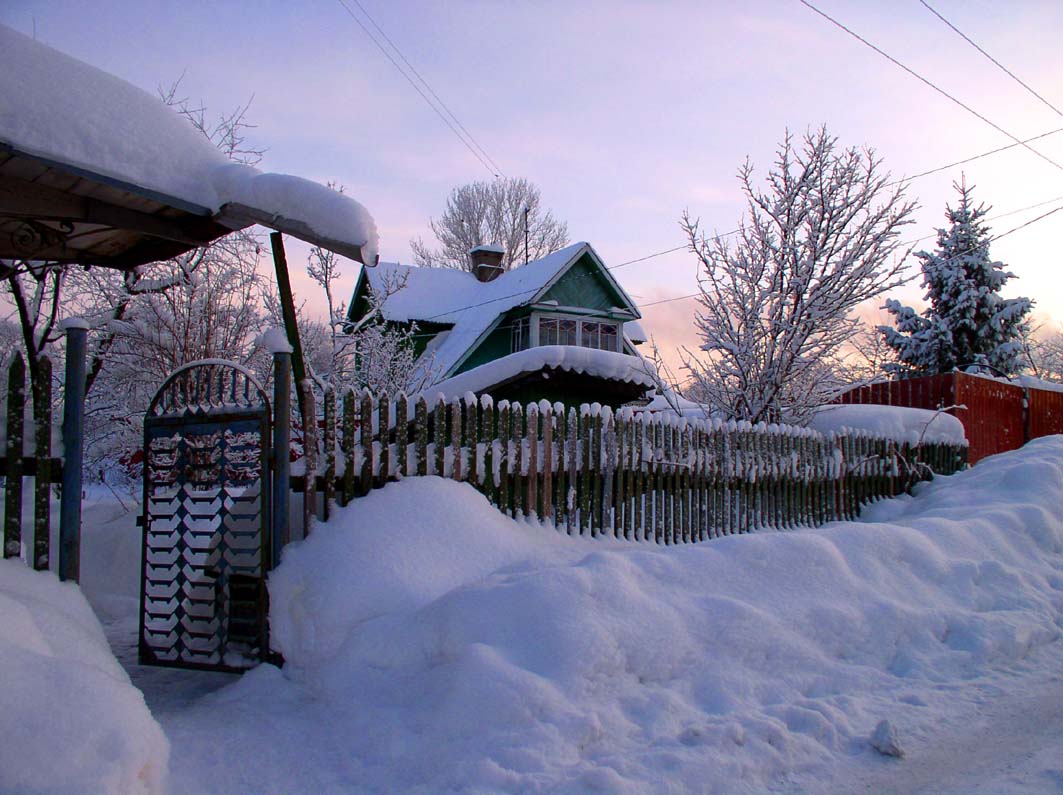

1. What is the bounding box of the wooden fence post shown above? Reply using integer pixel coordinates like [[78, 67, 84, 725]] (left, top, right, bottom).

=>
[[33, 355, 52, 570], [4, 353, 25, 560], [271, 348, 292, 566], [59, 320, 88, 582]]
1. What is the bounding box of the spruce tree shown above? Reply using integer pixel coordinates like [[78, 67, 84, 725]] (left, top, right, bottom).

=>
[[880, 180, 1031, 376]]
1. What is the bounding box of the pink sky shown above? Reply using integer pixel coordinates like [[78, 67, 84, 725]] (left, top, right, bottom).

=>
[[4, 1, 1062, 379]]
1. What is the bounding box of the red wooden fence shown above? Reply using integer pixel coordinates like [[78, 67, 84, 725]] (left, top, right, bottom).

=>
[[837, 372, 1057, 464]]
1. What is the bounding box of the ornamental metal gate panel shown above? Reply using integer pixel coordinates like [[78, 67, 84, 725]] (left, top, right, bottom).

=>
[[139, 361, 272, 672]]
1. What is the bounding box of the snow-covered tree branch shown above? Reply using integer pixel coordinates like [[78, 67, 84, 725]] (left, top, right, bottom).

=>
[[683, 127, 916, 425], [411, 177, 569, 271]]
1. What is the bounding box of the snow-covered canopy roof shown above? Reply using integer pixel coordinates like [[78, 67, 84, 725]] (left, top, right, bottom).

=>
[[424, 346, 658, 403], [0, 24, 378, 266], [362, 242, 641, 378]]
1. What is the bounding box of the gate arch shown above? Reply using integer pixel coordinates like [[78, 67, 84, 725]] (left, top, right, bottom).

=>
[[139, 360, 273, 671]]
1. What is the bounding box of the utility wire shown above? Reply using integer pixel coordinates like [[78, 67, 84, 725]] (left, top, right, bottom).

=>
[[337, 0, 502, 177], [891, 126, 1063, 185], [346, 0, 506, 177], [798, 0, 1063, 175], [637, 199, 1063, 311], [918, 0, 1063, 119]]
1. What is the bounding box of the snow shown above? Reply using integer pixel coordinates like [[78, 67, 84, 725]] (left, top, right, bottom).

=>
[[365, 242, 641, 379], [258, 327, 294, 355], [423, 345, 657, 402], [0, 560, 169, 795], [18, 440, 1063, 793], [243, 437, 1063, 793], [57, 317, 91, 331], [624, 318, 648, 345], [0, 24, 378, 264], [810, 403, 968, 446]]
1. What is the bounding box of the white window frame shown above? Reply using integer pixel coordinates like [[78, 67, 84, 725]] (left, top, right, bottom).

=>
[[530, 311, 621, 353]]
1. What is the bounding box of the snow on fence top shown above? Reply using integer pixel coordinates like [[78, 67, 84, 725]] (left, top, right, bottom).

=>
[[0, 24, 378, 264]]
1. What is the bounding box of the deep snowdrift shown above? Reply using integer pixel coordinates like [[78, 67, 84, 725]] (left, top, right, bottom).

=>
[[264, 438, 1063, 793], [0, 560, 169, 795]]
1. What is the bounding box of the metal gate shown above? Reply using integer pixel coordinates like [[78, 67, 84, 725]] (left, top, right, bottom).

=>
[[139, 361, 272, 671]]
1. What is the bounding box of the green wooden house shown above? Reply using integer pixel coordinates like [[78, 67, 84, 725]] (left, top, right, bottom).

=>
[[345, 242, 656, 407]]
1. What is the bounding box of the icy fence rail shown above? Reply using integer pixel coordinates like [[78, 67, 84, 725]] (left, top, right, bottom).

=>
[[296, 388, 968, 543]]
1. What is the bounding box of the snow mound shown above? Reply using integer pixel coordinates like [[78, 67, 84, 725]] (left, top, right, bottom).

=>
[[810, 403, 967, 445], [0, 561, 169, 795], [265, 438, 1063, 792]]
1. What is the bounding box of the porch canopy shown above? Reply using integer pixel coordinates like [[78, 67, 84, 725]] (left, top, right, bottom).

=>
[[0, 24, 378, 271]]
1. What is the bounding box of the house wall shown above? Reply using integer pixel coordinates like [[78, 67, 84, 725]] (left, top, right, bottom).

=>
[[454, 311, 526, 374]]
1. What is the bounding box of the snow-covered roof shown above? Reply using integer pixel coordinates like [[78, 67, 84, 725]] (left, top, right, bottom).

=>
[[0, 24, 378, 264], [423, 346, 658, 402], [625, 319, 648, 345], [365, 242, 640, 377]]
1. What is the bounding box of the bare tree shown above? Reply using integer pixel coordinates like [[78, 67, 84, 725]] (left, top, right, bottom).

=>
[[682, 127, 916, 425], [411, 177, 569, 271], [1022, 323, 1063, 382], [344, 268, 439, 395]]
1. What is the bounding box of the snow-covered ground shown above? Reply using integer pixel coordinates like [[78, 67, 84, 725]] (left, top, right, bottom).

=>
[[5, 438, 1063, 793]]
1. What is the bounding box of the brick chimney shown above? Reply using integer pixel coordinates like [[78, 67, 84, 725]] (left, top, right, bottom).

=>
[[469, 244, 505, 282]]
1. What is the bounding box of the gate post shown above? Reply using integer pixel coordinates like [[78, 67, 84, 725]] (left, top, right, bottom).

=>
[[271, 347, 292, 568], [59, 319, 88, 583]]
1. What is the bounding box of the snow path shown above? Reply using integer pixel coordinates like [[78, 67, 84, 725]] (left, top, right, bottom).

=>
[[781, 642, 1063, 793], [101, 612, 1063, 794]]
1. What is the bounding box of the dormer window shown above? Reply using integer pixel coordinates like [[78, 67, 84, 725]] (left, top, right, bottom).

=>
[[513, 314, 621, 353], [580, 320, 618, 352], [511, 317, 531, 351], [539, 317, 578, 346]]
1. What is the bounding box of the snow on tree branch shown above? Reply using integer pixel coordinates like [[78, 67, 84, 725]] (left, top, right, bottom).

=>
[[683, 127, 916, 425]]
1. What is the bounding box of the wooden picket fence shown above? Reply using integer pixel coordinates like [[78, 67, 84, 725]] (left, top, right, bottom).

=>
[[1, 352, 61, 568], [302, 389, 967, 542]]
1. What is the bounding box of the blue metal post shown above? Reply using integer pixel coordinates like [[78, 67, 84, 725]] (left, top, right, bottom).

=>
[[59, 320, 87, 582], [271, 350, 291, 568]]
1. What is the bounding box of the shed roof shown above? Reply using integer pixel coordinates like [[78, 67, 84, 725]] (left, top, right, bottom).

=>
[[0, 24, 378, 267]]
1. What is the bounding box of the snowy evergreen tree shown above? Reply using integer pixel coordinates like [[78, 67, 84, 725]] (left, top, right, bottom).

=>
[[880, 181, 1032, 376]]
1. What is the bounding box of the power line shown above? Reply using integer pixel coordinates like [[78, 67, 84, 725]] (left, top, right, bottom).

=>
[[892, 126, 1063, 185], [336, 0, 502, 178], [346, 0, 506, 177], [636, 199, 1063, 312], [918, 0, 1063, 119], [797, 0, 1063, 175]]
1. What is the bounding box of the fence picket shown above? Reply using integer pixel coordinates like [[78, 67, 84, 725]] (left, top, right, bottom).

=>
[[32, 356, 51, 570], [434, 398, 446, 477], [4, 353, 25, 560], [542, 403, 553, 524], [527, 403, 539, 519], [303, 391, 966, 546]]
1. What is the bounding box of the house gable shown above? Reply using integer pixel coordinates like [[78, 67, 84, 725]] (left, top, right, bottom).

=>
[[540, 252, 630, 313]]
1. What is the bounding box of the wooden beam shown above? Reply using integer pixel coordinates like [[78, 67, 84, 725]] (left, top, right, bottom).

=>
[[270, 233, 309, 420], [0, 174, 225, 246]]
